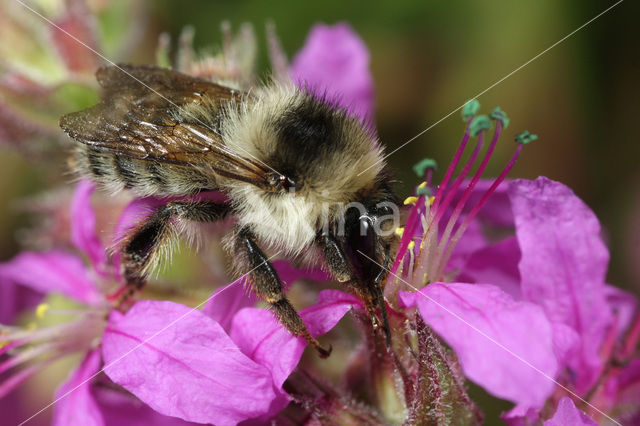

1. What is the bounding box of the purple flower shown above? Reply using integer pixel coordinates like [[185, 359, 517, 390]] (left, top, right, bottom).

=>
[[102, 285, 356, 425], [4, 16, 636, 424], [399, 284, 557, 407], [290, 22, 375, 122], [509, 177, 612, 391], [0, 180, 358, 425], [0, 182, 110, 404], [543, 397, 598, 426], [393, 101, 639, 422], [393, 105, 556, 409]]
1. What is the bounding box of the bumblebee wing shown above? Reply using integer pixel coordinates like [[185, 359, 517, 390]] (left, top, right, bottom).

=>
[[60, 64, 275, 189]]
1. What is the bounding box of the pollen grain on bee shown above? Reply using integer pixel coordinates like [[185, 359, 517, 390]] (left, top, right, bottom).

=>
[[16, 252, 282, 426], [14, 0, 284, 179], [355, 249, 623, 426]]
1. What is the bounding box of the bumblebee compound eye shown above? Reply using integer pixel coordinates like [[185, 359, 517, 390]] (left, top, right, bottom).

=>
[[371, 201, 401, 236], [279, 175, 296, 192]]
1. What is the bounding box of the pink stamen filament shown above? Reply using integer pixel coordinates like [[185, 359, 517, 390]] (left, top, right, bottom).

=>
[[0, 323, 74, 346], [436, 142, 523, 278], [415, 123, 475, 282], [389, 162, 434, 278], [425, 168, 434, 188], [621, 310, 640, 360], [599, 320, 619, 364], [389, 194, 426, 277], [431, 129, 488, 227], [0, 343, 56, 375], [433, 121, 503, 278], [0, 358, 58, 399], [431, 120, 472, 214]]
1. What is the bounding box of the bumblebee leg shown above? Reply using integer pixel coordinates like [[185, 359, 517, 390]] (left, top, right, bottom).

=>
[[372, 244, 392, 346], [234, 228, 331, 358], [319, 233, 392, 345], [118, 201, 229, 303], [319, 233, 355, 283]]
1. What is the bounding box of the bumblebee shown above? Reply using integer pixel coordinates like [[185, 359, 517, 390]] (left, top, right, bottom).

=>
[[60, 65, 398, 356]]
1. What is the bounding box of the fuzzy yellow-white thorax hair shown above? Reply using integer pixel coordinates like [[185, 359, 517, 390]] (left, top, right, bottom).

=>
[[219, 83, 385, 255]]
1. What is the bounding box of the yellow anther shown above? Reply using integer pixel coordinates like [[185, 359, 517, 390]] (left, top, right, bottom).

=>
[[36, 303, 50, 319], [418, 181, 428, 189], [428, 196, 436, 205], [423, 273, 428, 285], [403, 196, 418, 206], [420, 241, 425, 250], [408, 241, 416, 250], [395, 227, 404, 237]]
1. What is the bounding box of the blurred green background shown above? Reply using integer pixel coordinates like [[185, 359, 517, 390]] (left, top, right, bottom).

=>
[[1, 0, 639, 423], [155, 0, 640, 291], [3, 0, 638, 288]]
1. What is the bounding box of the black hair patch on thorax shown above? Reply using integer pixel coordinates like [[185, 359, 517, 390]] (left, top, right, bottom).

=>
[[273, 95, 342, 167]]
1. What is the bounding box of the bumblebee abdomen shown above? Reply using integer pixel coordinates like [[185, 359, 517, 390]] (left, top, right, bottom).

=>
[[72, 145, 219, 196]]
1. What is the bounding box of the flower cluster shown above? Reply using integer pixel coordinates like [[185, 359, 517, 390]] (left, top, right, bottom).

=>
[[0, 0, 149, 153], [1, 7, 638, 426]]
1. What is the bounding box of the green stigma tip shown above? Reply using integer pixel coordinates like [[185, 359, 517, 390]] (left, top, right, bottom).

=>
[[469, 115, 492, 136], [412, 158, 438, 178], [515, 130, 538, 144], [462, 99, 480, 121], [490, 107, 510, 128], [417, 186, 432, 196]]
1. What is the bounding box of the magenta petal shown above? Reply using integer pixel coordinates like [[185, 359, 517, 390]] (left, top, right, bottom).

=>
[[462, 179, 515, 228], [543, 397, 597, 426], [201, 278, 257, 333], [96, 387, 199, 426], [272, 260, 332, 290], [443, 212, 489, 275], [509, 177, 612, 391], [230, 290, 359, 389], [53, 349, 104, 426], [102, 300, 276, 425], [113, 197, 166, 245], [111, 197, 166, 279], [501, 405, 540, 426], [605, 358, 640, 420], [399, 283, 557, 408], [457, 237, 522, 299], [290, 23, 375, 121], [604, 285, 638, 337], [0, 251, 101, 305], [202, 260, 330, 332], [71, 181, 107, 273], [550, 322, 580, 367], [0, 278, 41, 324]]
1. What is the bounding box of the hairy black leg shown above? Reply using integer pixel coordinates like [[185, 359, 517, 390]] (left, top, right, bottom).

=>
[[118, 201, 229, 303], [372, 244, 392, 346], [319, 233, 355, 283], [235, 228, 331, 358], [319, 233, 391, 345]]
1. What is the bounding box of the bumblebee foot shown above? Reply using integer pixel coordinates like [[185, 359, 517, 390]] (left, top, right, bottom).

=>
[[315, 343, 333, 359], [106, 284, 139, 308]]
